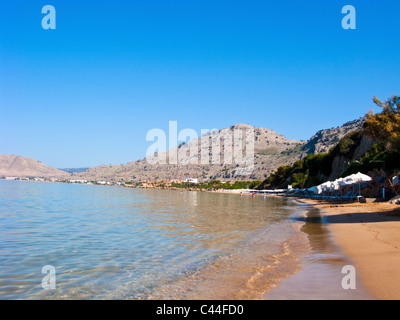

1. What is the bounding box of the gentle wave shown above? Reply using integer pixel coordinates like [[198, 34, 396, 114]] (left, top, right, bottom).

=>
[[0, 180, 300, 299]]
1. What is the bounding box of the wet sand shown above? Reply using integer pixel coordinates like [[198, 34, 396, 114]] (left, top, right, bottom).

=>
[[138, 189, 400, 299], [146, 217, 312, 300], [272, 199, 400, 300], [264, 203, 373, 300], [147, 195, 381, 300]]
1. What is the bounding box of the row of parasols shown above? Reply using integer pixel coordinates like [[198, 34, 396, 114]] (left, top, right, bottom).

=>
[[307, 172, 372, 195]]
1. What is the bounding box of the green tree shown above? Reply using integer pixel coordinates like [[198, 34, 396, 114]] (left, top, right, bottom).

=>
[[365, 95, 400, 150]]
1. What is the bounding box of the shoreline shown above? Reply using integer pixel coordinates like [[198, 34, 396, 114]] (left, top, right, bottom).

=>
[[294, 198, 400, 300], [3, 179, 400, 299], [264, 199, 374, 300]]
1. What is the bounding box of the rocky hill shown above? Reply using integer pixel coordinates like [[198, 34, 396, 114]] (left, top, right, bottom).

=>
[[0, 155, 68, 178], [301, 117, 366, 154], [75, 118, 366, 182], [1, 118, 365, 182], [256, 128, 376, 190], [75, 124, 303, 182]]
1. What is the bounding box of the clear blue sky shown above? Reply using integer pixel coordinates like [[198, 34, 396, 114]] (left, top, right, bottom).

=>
[[1, 0, 399, 168]]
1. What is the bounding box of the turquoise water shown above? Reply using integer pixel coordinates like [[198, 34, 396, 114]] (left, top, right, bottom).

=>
[[0, 180, 298, 299]]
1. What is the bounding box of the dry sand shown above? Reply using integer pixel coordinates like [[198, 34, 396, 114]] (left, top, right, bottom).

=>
[[299, 199, 400, 300]]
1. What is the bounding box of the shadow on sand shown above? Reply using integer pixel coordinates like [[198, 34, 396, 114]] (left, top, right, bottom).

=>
[[293, 205, 400, 224], [265, 202, 375, 299]]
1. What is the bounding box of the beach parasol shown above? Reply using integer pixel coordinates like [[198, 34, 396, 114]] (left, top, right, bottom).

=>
[[349, 172, 372, 183], [343, 172, 372, 196]]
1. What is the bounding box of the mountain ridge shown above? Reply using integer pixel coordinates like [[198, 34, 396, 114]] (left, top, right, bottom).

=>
[[0, 155, 68, 178], [1, 118, 366, 182], [74, 117, 366, 182]]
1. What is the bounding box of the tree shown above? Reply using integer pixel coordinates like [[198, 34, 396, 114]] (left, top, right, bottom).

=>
[[365, 95, 400, 150]]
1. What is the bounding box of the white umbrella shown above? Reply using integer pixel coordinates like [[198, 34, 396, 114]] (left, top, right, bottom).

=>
[[338, 179, 351, 186], [333, 177, 346, 195], [327, 181, 336, 192], [309, 185, 323, 194], [328, 181, 336, 192], [335, 177, 344, 184], [343, 172, 372, 196], [332, 180, 341, 191], [343, 175, 356, 185], [349, 172, 372, 183], [320, 181, 331, 191]]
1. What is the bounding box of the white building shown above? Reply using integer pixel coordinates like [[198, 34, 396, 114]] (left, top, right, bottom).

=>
[[69, 180, 88, 184], [185, 178, 198, 184]]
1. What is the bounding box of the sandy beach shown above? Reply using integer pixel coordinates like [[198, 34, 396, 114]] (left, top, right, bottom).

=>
[[205, 190, 400, 299], [297, 198, 400, 300]]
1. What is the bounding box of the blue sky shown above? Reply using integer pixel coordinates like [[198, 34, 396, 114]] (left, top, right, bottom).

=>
[[1, 0, 399, 168]]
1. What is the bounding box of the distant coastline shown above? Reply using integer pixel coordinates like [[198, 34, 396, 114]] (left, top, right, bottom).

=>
[[58, 168, 90, 174]]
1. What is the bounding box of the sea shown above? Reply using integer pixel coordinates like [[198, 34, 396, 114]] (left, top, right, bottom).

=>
[[0, 180, 373, 299]]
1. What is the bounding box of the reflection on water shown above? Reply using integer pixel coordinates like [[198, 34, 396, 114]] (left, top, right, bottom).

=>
[[0, 180, 298, 299], [264, 205, 374, 300], [146, 219, 310, 300]]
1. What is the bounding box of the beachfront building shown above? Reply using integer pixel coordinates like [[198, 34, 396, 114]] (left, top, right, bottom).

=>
[[185, 178, 198, 184], [69, 179, 88, 184]]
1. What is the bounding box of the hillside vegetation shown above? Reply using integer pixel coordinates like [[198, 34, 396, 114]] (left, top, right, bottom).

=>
[[257, 95, 400, 191]]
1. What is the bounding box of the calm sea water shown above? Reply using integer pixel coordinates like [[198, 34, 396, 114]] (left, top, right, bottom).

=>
[[0, 180, 302, 299]]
